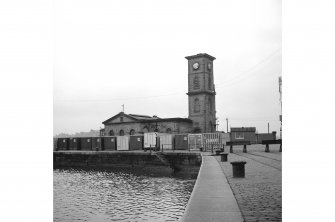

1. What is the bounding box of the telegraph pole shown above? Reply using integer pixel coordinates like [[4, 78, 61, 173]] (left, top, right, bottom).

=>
[[279, 76, 282, 140], [268, 122, 270, 133]]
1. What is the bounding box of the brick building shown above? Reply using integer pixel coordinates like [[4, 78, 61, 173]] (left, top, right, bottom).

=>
[[102, 53, 217, 135]]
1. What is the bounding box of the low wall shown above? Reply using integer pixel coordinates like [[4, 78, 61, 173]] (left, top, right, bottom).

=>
[[53, 151, 201, 174]]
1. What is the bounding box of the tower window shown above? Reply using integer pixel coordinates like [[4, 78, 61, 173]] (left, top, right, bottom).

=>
[[120, 117, 124, 122], [194, 98, 200, 113], [208, 98, 212, 113], [130, 129, 135, 135], [208, 75, 211, 90], [109, 130, 115, 136], [166, 128, 172, 134], [193, 76, 200, 90], [119, 130, 124, 136]]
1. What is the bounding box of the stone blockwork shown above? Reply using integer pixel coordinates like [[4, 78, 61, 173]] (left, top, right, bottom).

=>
[[215, 145, 282, 222], [54, 151, 201, 173]]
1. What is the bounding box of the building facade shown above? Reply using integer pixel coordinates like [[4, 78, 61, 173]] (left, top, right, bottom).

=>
[[102, 112, 192, 136], [102, 53, 217, 135]]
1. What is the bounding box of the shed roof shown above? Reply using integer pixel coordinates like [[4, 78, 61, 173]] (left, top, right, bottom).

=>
[[230, 127, 256, 132]]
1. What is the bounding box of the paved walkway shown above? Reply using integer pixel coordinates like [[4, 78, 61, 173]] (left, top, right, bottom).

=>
[[180, 153, 243, 222], [215, 145, 282, 222]]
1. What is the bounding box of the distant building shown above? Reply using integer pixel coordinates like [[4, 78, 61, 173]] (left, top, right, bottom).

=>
[[230, 127, 257, 144], [102, 53, 217, 135]]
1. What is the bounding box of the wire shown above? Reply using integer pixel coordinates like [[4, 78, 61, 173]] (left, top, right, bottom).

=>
[[54, 91, 185, 103], [55, 48, 281, 103], [215, 48, 281, 88]]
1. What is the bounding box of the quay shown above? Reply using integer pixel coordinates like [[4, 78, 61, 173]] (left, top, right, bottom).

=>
[[180, 153, 244, 222], [53, 150, 201, 174], [53, 144, 281, 222]]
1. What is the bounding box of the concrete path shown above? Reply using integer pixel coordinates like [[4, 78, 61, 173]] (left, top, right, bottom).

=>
[[180, 154, 243, 222]]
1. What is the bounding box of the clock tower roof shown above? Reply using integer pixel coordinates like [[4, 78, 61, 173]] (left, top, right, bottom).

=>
[[185, 53, 216, 61]]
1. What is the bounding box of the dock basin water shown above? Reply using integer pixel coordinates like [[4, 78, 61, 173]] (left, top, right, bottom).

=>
[[54, 168, 198, 222]]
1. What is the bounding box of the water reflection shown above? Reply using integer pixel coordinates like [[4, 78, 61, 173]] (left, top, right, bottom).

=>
[[54, 168, 196, 222]]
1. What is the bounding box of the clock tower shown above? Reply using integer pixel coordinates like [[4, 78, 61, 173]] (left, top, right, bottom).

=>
[[185, 53, 216, 133]]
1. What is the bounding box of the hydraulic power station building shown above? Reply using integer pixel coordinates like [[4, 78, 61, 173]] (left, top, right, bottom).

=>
[[102, 53, 217, 136]]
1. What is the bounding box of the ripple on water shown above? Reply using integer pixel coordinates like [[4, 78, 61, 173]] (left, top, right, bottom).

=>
[[54, 168, 196, 222]]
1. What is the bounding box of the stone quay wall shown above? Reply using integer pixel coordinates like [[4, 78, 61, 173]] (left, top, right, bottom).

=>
[[53, 151, 201, 173]]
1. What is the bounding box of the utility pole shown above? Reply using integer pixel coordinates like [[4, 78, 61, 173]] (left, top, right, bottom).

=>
[[122, 104, 124, 112], [279, 76, 282, 140], [226, 118, 229, 133], [268, 122, 270, 133]]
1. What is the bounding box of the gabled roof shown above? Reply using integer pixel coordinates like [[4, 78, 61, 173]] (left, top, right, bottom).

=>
[[128, 114, 159, 120], [102, 112, 192, 125], [102, 112, 139, 124]]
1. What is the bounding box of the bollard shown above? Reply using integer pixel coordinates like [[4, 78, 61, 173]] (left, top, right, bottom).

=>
[[222, 144, 225, 153], [220, 153, 228, 162], [231, 161, 247, 178], [230, 145, 234, 153], [265, 144, 270, 152], [243, 144, 247, 153], [279, 143, 282, 152]]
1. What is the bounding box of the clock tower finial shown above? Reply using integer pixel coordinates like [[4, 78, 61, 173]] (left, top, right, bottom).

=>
[[185, 53, 216, 133]]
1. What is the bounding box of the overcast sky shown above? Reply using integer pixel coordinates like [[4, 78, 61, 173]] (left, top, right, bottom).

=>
[[53, 0, 281, 136]]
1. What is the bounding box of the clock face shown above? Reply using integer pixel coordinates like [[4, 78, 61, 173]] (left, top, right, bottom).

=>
[[208, 63, 212, 70], [193, 62, 199, 70]]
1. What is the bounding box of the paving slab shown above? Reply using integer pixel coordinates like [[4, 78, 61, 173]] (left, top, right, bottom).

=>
[[180, 154, 243, 222]]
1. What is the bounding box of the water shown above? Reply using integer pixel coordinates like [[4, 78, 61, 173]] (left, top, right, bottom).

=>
[[54, 168, 197, 222]]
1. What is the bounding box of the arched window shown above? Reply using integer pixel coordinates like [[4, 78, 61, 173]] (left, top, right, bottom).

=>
[[194, 98, 200, 113], [109, 130, 114, 136], [130, 129, 135, 135], [209, 121, 213, 132], [193, 127, 201, 133], [208, 98, 212, 114], [142, 127, 149, 133], [193, 76, 200, 90], [119, 130, 124, 136], [166, 128, 172, 134]]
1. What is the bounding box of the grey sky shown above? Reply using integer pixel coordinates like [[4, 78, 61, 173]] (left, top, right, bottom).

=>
[[53, 0, 281, 135]]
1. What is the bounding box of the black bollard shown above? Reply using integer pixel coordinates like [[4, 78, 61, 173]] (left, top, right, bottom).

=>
[[265, 144, 270, 152], [215, 150, 222, 155], [220, 153, 228, 162], [231, 161, 247, 178], [222, 144, 225, 152], [279, 143, 282, 152], [230, 145, 233, 153], [243, 144, 247, 153]]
